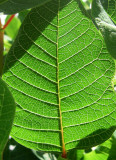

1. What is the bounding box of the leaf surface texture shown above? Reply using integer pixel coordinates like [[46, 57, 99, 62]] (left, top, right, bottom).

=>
[[107, 0, 116, 23], [0, 0, 50, 14], [0, 78, 15, 156], [3, 0, 116, 152]]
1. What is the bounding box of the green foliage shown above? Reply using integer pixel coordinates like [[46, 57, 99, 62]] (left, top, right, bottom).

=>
[[34, 131, 115, 160], [4, 11, 28, 56], [57, 156, 68, 160], [83, 139, 112, 160], [18, 10, 30, 23], [0, 0, 115, 159], [67, 149, 84, 160], [0, 78, 15, 158], [0, 0, 50, 14], [3, 138, 38, 160], [5, 15, 21, 39], [92, 0, 114, 25], [92, 0, 116, 59], [108, 131, 116, 160], [2, 0, 116, 154], [107, 0, 116, 23], [0, 0, 7, 4]]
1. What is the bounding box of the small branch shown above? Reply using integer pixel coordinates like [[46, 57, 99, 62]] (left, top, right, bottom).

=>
[[0, 19, 4, 76], [2, 14, 15, 30]]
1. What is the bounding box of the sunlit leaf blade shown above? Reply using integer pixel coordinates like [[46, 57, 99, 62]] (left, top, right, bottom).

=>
[[84, 150, 109, 160], [3, 0, 116, 153], [0, 78, 15, 157], [107, 0, 116, 23], [0, 0, 51, 14]]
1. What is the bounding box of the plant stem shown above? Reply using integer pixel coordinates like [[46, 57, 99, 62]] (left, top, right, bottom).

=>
[[2, 14, 15, 30], [0, 19, 4, 76], [62, 152, 67, 159]]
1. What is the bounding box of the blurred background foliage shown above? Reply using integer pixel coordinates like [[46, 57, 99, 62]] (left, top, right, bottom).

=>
[[3, 131, 116, 159], [1, 0, 116, 159]]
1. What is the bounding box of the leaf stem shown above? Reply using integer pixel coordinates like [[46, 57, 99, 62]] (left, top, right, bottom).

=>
[[2, 14, 15, 30], [57, 0, 67, 158], [0, 19, 4, 76], [62, 151, 67, 159]]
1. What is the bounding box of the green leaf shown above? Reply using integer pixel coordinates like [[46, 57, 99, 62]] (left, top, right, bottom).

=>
[[83, 137, 112, 160], [108, 131, 116, 160], [84, 150, 109, 160], [0, 0, 51, 14], [3, 138, 38, 160], [0, 0, 7, 4], [107, 0, 116, 23], [100, 0, 108, 10], [5, 15, 21, 39], [0, 78, 15, 157], [3, 0, 116, 155], [58, 155, 68, 160], [92, 0, 114, 25], [92, 0, 116, 59], [67, 149, 84, 160], [18, 10, 30, 23]]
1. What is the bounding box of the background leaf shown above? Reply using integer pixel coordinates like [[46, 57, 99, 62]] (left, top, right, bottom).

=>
[[5, 15, 21, 39], [18, 10, 30, 23], [83, 139, 112, 160], [3, 0, 116, 155], [107, 0, 116, 23], [0, 0, 7, 5], [0, 0, 51, 14], [67, 149, 84, 160], [108, 131, 116, 160], [32, 149, 58, 160], [3, 11, 28, 56], [92, 0, 116, 59], [0, 78, 15, 157], [3, 138, 38, 160]]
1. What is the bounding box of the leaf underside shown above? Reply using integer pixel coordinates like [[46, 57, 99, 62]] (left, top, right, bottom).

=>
[[0, 78, 15, 154], [3, 0, 116, 153]]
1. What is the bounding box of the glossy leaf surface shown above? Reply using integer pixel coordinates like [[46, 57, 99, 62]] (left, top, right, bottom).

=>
[[0, 78, 15, 157], [0, 0, 50, 14], [3, 0, 116, 153]]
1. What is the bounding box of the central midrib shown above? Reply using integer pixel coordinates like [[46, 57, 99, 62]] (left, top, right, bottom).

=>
[[56, 0, 66, 157]]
